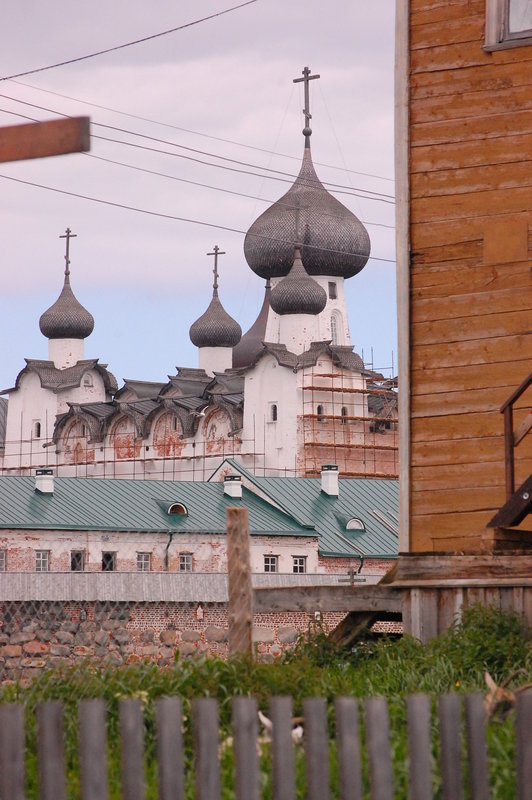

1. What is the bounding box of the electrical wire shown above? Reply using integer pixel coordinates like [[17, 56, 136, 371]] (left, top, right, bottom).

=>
[[0, 1, 259, 81], [0, 91, 395, 201], [0, 172, 396, 263], [0, 106, 395, 229], [8, 77, 395, 182]]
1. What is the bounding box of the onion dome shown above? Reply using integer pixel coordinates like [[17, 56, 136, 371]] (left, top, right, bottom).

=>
[[189, 253, 242, 349], [39, 266, 94, 340], [232, 280, 271, 368], [244, 146, 371, 280], [270, 247, 327, 316]]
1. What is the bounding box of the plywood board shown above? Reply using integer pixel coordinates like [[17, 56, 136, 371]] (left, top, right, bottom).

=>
[[412, 333, 532, 369], [412, 309, 531, 346], [411, 160, 532, 198], [411, 109, 532, 148], [411, 60, 532, 101], [412, 263, 528, 297], [411, 286, 531, 323], [412, 458, 532, 491], [411, 85, 532, 126], [411, 186, 532, 224]]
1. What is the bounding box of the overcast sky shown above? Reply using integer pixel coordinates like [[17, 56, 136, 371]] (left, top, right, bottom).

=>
[[0, 1, 396, 391]]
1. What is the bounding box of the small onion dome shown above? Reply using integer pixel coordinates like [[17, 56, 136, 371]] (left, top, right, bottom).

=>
[[232, 280, 271, 368], [270, 247, 327, 316], [189, 289, 242, 348], [39, 271, 94, 340], [244, 146, 370, 280]]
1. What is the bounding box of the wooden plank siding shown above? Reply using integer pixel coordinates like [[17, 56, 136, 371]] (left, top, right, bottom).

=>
[[406, 0, 532, 552]]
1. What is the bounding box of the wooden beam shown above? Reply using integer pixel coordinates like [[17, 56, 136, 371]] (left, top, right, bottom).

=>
[[226, 507, 253, 657], [385, 554, 532, 585], [0, 117, 90, 163], [252, 585, 402, 613]]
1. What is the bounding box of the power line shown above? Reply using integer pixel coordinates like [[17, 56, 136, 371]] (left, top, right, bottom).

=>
[[0, 1, 259, 81], [0, 172, 396, 264], [0, 106, 395, 228], [9, 77, 395, 183], [0, 92, 395, 201]]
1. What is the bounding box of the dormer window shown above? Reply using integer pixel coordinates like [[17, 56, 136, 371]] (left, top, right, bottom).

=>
[[168, 502, 187, 516], [346, 518, 365, 531], [82, 374, 93, 388]]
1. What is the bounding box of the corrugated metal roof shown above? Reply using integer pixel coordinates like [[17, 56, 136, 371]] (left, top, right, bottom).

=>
[[0, 477, 313, 538], [219, 459, 398, 558]]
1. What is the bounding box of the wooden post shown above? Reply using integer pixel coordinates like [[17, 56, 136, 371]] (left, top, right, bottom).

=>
[[227, 507, 253, 657], [0, 117, 90, 163]]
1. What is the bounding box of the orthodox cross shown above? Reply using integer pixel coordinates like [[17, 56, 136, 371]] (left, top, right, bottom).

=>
[[0, 116, 90, 163], [59, 227, 77, 279], [293, 66, 320, 135], [207, 245, 226, 293]]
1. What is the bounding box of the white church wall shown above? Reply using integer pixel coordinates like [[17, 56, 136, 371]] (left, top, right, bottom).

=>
[[48, 338, 85, 370]]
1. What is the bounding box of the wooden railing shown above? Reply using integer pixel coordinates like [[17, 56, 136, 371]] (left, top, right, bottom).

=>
[[501, 371, 532, 500], [0, 692, 531, 799]]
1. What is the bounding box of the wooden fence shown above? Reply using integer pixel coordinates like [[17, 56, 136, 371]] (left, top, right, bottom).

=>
[[0, 691, 530, 799]]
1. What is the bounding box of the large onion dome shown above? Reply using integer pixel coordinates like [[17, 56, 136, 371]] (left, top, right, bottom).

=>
[[244, 144, 371, 280], [39, 268, 94, 340], [189, 288, 242, 348], [270, 247, 327, 316], [232, 280, 271, 368]]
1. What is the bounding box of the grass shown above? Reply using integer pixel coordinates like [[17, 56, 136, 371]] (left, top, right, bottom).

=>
[[1, 604, 530, 798]]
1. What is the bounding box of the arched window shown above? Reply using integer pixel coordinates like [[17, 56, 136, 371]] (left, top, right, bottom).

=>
[[82, 374, 93, 388], [33, 421, 41, 439], [168, 502, 187, 516], [346, 518, 365, 531], [317, 404, 325, 422], [271, 404, 278, 422], [330, 315, 338, 345], [341, 407, 348, 424]]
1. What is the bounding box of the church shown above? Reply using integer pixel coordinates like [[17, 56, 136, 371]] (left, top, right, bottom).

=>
[[0, 70, 397, 482]]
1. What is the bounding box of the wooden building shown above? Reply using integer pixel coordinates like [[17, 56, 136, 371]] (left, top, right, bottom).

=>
[[391, 0, 532, 638]]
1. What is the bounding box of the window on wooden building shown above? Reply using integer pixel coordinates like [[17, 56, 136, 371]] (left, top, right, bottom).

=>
[[71, 551, 85, 571], [136, 552, 151, 572], [102, 552, 116, 572], [264, 555, 278, 573], [179, 553, 193, 572], [292, 556, 307, 574], [485, 0, 532, 49], [36, 550, 50, 572]]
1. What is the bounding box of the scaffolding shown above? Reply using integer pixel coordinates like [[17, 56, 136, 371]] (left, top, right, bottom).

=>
[[300, 362, 398, 479]]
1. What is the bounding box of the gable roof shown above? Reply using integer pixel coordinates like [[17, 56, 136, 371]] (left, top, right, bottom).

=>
[[0, 476, 313, 538], [211, 459, 399, 558]]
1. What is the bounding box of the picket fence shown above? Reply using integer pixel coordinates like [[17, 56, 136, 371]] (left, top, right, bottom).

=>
[[0, 692, 530, 799]]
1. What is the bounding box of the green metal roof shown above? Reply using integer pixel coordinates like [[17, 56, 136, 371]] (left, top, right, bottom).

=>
[[0, 477, 313, 538], [217, 460, 399, 558]]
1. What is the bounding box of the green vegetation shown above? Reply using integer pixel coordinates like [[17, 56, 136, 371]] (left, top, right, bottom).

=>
[[1, 605, 530, 798]]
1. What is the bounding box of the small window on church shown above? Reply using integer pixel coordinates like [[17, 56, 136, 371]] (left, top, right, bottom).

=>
[[268, 403, 278, 423], [33, 421, 41, 439], [330, 315, 338, 345], [317, 405, 325, 422], [172, 416, 179, 431], [83, 374, 93, 388], [328, 282, 337, 299], [341, 407, 348, 424]]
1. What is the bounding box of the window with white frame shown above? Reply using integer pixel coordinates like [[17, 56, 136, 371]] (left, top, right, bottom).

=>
[[136, 552, 151, 572], [70, 551, 85, 571], [292, 556, 307, 574], [264, 555, 278, 573], [330, 314, 338, 345], [486, 0, 532, 49], [179, 553, 193, 572], [0, 550, 6, 572], [36, 550, 50, 572]]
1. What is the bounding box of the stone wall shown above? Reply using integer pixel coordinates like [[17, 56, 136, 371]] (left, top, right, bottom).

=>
[[0, 600, 347, 683]]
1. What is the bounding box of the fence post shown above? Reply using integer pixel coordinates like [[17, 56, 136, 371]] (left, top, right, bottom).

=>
[[193, 698, 221, 800], [270, 696, 296, 800], [119, 698, 146, 800], [232, 697, 260, 800], [406, 694, 432, 800], [37, 701, 67, 800], [364, 697, 394, 800], [79, 699, 109, 800], [438, 694, 463, 800], [335, 696, 363, 800], [0, 704, 25, 800], [156, 696, 185, 800], [304, 697, 330, 800], [516, 690, 532, 800], [464, 694, 489, 800], [226, 507, 253, 657]]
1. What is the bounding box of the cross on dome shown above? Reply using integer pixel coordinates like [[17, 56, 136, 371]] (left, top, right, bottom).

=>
[[293, 66, 320, 142], [59, 227, 77, 281], [207, 245, 226, 294]]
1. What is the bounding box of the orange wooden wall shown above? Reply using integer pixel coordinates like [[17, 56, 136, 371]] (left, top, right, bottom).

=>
[[407, 0, 532, 552]]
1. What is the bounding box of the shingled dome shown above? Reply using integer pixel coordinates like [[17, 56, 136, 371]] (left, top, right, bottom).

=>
[[244, 146, 371, 280], [189, 291, 242, 349], [39, 272, 94, 340], [270, 247, 327, 316]]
